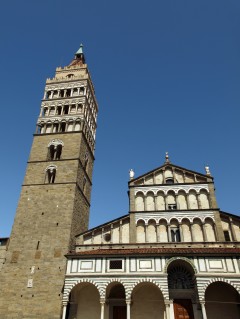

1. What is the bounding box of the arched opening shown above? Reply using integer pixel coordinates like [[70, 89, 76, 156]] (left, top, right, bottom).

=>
[[131, 282, 165, 319], [166, 191, 177, 210], [167, 259, 197, 319], [45, 165, 56, 183], [159, 219, 168, 242], [146, 192, 154, 211], [147, 219, 157, 242], [135, 192, 144, 211], [156, 191, 165, 210], [170, 219, 181, 242], [106, 282, 126, 319], [136, 220, 145, 243], [205, 218, 216, 242], [205, 282, 240, 318], [66, 282, 100, 319]]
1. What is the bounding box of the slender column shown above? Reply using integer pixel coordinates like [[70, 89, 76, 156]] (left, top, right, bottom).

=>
[[119, 220, 123, 243], [144, 195, 147, 211], [100, 300, 105, 319], [57, 90, 60, 98], [175, 193, 179, 209], [50, 90, 54, 99], [110, 224, 113, 244], [213, 223, 218, 241], [156, 223, 160, 242], [126, 299, 131, 319], [186, 193, 191, 210], [153, 195, 157, 211], [200, 302, 208, 319], [167, 223, 171, 242], [61, 304, 67, 319], [64, 89, 67, 97], [229, 217, 237, 241], [197, 193, 202, 209], [179, 223, 184, 242], [201, 223, 207, 242], [190, 222, 194, 242], [165, 301, 170, 319], [145, 223, 148, 243], [169, 300, 174, 319]]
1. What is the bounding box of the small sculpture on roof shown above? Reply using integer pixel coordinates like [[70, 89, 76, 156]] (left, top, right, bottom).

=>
[[129, 169, 135, 180], [205, 165, 211, 176], [165, 152, 170, 163]]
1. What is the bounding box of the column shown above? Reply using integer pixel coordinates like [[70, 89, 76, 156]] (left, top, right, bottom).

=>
[[167, 223, 171, 242], [197, 193, 202, 209], [179, 223, 184, 242], [156, 223, 160, 242], [61, 304, 67, 319], [145, 223, 148, 243], [50, 90, 54, 99], [164, 301, 170, 319], [201, 223, 207, 242], [119, 220, 123, 243], [126, 299, 131, 319], [100, 300, 105, 319], [213, 224, 219, 241], [190, 222, 194, 242], [169, 300, 174, 319], [229, 217, 237, 241], [153, 195, 157, 211], [200, 302, 208, 319], [64, 89, 67, 97], [144, 195, 147, 211]]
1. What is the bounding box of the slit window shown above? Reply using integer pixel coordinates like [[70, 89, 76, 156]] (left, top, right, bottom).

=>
[[224, 230, 231, 242], [171, 228, 181, 242]]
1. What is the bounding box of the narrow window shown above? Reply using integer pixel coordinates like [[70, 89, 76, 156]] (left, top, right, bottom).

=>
[[224, 231, 231, 242], [64, 105, 69, 114], [49, 145, 55, 160], [60, 90, 64, 97], [46, 166, 56, 183], [55, 145, 62, 160], [171, 228, 181, 242], [60, 122, 66, 132], [66, 89, 71, 97], [57, 106, 62, 115]]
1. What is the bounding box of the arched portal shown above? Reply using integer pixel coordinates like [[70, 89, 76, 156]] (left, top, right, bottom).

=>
[[205, 281, 240, 318], [106, 282, 126, 319], [66, 282, 100, 319], [167, 259, 197, 319], [131, 282, 165, 319]]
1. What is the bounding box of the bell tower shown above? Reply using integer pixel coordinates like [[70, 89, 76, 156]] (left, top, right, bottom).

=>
[[0, 45, 98, 318]]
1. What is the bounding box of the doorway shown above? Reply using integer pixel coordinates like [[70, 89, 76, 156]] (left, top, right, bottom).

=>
[[113, 306, 126, 319], [174, 299, 194, 319]]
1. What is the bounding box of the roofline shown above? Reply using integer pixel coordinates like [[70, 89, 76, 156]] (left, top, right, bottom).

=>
[[75, 214, 129, 237], [220, 210, 240, 220], [129, 163, 213, 184]]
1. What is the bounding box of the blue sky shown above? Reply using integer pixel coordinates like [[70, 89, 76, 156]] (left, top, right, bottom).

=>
[[1, 0, 240, 237]]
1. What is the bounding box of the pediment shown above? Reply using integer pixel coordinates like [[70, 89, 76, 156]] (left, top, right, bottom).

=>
[[130, 163, 212, 186]]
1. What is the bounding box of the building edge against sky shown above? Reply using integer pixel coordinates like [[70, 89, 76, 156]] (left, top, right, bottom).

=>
[[0, 46, 98, 318], [0, 46, 240, 319]]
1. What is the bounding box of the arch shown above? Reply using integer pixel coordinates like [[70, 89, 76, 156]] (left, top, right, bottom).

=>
[[202, 278, 240, 297], [192, 218, 203, 241], [188, 189, 198, 209], [135, 192, 144, 211], [178, 190, 188, 210], [182, 218, 192, 242], [164, 257, 197, 274], [65, 278, 103, 300], [205, 280, 240, 318], [156, 191, 165, 210], [48, 139, 64, 160], [146, 191, 155, 211], [147, 219, 157, 242], [129, 279, 166, 299], [199, 189, 210, 209], [166, 190, 176, 210], [67, 281, 101, 319], [45, 165, 57, 183], [136, 220, 146, 243], [205, 217, 216, 241]]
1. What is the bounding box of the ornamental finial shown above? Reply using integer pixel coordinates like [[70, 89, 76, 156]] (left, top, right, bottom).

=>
[[205, 165, 211, 176], [165, 152, 170, 163], [129, 169, 135, 180]]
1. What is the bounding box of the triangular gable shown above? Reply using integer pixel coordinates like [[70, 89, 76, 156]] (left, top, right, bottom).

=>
[[129, 163, 213, 186]]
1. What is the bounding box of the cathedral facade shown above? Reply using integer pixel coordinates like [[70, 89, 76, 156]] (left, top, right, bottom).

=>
[[1, 47, 240, 319]]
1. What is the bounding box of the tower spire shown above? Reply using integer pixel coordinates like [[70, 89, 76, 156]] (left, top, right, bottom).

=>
[[165, 151, 170, 163], [75, 43, 85, 63]]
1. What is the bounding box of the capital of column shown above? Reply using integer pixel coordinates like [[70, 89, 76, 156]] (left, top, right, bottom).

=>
[[125, 299, 131, 305]]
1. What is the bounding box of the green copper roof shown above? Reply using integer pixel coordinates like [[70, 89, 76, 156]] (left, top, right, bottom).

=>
[[75, 44, 83, 55]]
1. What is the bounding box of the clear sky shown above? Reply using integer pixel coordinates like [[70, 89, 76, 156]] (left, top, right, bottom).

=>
[[1, 0, 240, 237]]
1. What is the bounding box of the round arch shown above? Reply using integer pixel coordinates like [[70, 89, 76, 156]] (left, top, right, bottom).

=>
[[164, 257, 197, 274]]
